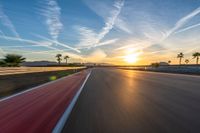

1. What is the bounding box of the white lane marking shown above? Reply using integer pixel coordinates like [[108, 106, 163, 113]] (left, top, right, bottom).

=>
[[52, 71, 91, 133], [0, 71, 84, 102]]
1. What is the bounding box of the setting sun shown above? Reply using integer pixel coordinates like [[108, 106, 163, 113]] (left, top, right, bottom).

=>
[[124, 53, 139, 63]]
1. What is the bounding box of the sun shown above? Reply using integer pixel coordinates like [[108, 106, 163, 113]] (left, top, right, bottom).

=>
[[124, 53, 139, 63]]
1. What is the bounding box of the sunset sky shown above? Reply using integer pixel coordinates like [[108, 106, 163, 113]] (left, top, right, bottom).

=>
[[0, 0, 200, 65]]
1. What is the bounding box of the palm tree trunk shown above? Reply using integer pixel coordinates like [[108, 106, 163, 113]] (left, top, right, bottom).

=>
[[58, 58, 61, 65], [179, 58, 182, 65], [197, 57, 199, 65]]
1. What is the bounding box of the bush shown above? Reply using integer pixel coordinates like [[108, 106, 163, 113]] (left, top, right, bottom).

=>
[[151, 62, 160, 68], [1, 54, 26, 67]]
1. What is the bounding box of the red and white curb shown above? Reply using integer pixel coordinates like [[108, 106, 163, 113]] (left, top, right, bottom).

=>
[[52, 71, 91, 133]]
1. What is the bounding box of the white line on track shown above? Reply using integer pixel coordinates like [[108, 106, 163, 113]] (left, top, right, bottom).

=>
[[52, 70, 91, 133]]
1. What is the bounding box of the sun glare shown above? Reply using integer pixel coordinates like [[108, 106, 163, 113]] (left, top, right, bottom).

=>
[[124, 53, 139, 63]]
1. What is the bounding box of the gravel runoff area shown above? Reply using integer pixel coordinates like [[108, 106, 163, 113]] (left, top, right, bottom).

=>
[[0, 67, 86, 98]]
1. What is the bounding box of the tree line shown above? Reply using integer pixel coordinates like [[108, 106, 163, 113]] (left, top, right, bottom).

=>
[[151, 52, 200, 67], [0, 52, 199, 67], [55, 54, 70, 65], [177, 52, 200, 65], [0, 53, 71, 67]]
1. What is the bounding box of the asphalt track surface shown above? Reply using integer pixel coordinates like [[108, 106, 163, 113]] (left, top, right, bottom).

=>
[[63, 68, 200, 133], [0, 71, 88, 133]]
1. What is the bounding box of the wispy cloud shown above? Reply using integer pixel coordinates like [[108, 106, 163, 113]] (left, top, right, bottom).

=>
[[84, 0, 129, 34], [94, 39, 118, 47], [114, 39, 151, 51], [0, 5, 19, 37], [25, 49, 82, 58], [174, 22, 200, 34], [39, 0, 63, 40], [130, 6, 200, 56], [164, 6, 200, 39], [23, 49, 84, 62], [114, 44, 139, 51], [33, 34, 81, 53], [0, 35, 62, 51], [75, 26, 119, 49], [2, 45, 83, 61], [0, 39, 81, 61], [98, 0, 124, 40], [115, 18, 132, 33], [76, 0, 124, 49], [0, 45, 45, 48], [84, 49, 107, 62], [75, 26, 98, 47], [79, 39, 118, 49]]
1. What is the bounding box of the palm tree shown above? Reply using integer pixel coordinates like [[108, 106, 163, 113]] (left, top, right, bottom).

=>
[[2, 54, 26, 67], [177, 52, 184, 65], [64, 55, 70, 64], [192, 52, 200, 65], [55, 54, 62, 65], [0, 60, 6, 66], [168, 60, 171, 64], [185, 59, 189, 64]]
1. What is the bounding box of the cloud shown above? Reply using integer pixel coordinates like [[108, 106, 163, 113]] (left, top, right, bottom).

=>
[[174, 22, 200, 34], [115, 18, 132, 33], [0, 5, 19, 37], [75, 26, 98, 47], [0, 35, 62, 51], [1, 45, 44, 48], [0, 33, 82, 60], [2, 46, 83, 61], [75, 26, 118, 49], [84, 0, 129, 34], [76, 0, 124, 49], [26, 50, 83, 58], [114, 44, 141, 51], [94, 39, 118, 47], [143, 44, 166, 52], [164, 6, 200, 39], [85, 49, 107, 62], [40, 0, 63, 40], [33, 34, 81, 53], [114, 38, 151, 51], [143, 29, 167, 42], [127, 6, 200, 55], [98, 0, 124, 40]]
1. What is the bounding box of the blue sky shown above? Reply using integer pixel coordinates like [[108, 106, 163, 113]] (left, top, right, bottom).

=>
[[0, 0, 200, 64]]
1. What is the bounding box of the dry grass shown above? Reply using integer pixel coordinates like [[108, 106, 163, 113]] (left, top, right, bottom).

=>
[[0, 67, 85, 75], [0, 68, 86, 98]]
